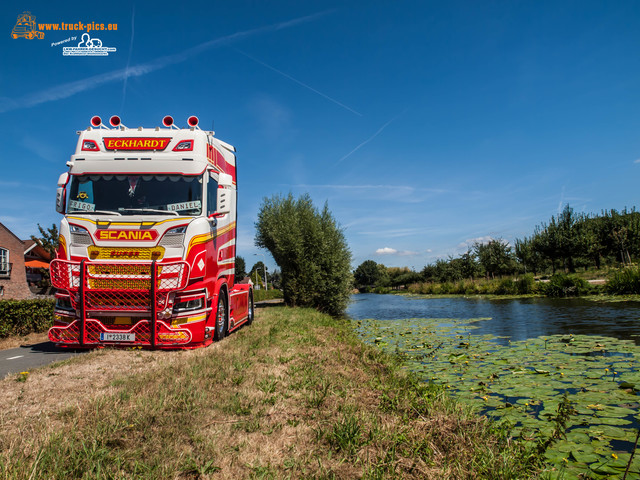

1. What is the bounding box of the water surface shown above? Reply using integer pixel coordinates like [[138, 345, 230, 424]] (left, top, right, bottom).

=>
[[347, 293, 640, 345]]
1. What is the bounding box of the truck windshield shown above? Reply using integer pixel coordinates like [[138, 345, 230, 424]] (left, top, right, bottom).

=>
[[67, 174, 203, 215]]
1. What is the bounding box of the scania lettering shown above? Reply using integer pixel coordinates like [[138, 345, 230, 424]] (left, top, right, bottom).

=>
[[49, 115, 254, 349]]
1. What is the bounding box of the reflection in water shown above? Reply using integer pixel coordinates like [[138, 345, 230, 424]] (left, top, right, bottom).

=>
[[347, 294, 640, 345]]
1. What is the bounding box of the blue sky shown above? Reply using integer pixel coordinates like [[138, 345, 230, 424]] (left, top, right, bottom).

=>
[[1, 1, 639, 272]]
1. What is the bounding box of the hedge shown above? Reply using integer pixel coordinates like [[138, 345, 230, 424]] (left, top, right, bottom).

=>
[[0, 299, 55, 339]]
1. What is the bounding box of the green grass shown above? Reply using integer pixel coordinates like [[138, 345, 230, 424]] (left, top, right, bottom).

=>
[[0, 306, 541, 479]]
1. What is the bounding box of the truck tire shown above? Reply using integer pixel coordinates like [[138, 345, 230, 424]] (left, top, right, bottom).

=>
[[214, 293, 227, 341], [246, 290, 254, 325]]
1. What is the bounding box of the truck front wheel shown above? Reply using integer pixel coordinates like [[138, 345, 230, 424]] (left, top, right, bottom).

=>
[[214, 294, 227, 341]]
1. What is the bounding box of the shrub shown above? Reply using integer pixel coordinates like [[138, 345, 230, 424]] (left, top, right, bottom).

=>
[[0, 299, 55, 338], [255, 194, 352, 317], [373, 286, 391, 294], [542, 274, 591, 297], [253, 289, 283, 302], [605, 267, 640, 294], [494, 278, 517, 295], [516, 273, 536, 295]]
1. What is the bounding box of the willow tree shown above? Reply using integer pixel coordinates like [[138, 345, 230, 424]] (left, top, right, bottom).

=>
[[255, 193, 352, 316]]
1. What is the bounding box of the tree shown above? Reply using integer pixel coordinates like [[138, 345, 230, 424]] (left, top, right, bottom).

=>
[[250, 261, 268, 289], [31, 223, 59, 258], [235, 255, 247, 280], [255, 193, 352, 316], [269, 269, 282, 289], [354, 260, 381, 288], [474, 239, 515, 279]]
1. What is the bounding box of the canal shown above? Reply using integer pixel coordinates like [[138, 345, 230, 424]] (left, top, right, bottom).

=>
[[347, 293, 640, 345]]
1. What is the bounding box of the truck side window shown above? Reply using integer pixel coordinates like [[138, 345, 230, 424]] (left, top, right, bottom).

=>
[[207, 173, 218, 216]]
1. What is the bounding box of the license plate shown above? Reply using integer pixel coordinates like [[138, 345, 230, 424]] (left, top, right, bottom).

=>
[[100, 332, 135, 342]]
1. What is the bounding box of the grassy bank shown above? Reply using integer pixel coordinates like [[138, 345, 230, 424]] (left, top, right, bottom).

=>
[[0, 306, 538, 479]]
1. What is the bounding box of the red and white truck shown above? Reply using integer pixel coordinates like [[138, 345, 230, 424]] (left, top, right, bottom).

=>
[[49, 115, 253, 349]]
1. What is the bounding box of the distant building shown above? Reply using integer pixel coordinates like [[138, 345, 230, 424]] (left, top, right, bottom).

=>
[[0, 223, 32, 299], [24, 239, 52, 286]]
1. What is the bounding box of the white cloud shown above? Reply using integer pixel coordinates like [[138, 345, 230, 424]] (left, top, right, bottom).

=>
[[635, 159, 640, 164], [375, 247, 418, 256], [457, 236, 493, 250], [397, 250, 419, 256]]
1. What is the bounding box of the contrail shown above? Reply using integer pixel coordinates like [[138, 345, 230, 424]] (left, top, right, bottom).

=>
[[235, 49, 362, 116], [120, 4, 135, 112], [557, 186, 565, 215], [0, 11, 333, 114], [336, 110, 406, 165]]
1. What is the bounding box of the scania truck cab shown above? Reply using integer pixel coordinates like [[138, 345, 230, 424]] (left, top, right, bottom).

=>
[[49, 115, 253, 349]]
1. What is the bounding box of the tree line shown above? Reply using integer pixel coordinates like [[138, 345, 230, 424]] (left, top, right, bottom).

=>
[[354, 205, 640, 289]]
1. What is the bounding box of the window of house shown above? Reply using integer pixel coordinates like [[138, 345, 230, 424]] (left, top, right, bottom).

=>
[[0, 248, 9, 276]]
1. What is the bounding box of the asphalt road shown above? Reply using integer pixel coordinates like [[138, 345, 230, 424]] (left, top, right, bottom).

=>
[[0, 342, 88, 379]]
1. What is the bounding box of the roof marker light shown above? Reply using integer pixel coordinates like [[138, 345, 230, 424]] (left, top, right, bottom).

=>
[[81, 140, 100, 151], [173, 140, 194, 152], [162, 115, 174, 127], [187, 116, 199, 127], [109, 115, 121, 127], [90, 116, 102, 127]]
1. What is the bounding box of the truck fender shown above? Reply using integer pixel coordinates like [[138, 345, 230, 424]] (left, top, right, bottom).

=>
[[209, 278, 229, 326]]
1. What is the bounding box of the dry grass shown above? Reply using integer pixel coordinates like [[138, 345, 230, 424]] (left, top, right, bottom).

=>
[[0, 307, 536, 479], [0, 331, 49, 351]]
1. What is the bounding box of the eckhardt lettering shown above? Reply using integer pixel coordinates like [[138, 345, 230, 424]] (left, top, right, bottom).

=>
[[103, 138, 171, 150], [97, 230, 158, 241]]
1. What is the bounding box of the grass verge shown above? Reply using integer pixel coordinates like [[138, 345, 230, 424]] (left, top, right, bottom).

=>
[[0, 307, 539, 479]]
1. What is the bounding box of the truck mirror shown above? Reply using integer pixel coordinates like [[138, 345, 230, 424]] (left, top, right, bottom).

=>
[[55, 186, 65, 213], [216, 187, 231, 215], [218, 173, 233, 187], [57, 172, 69, 187]]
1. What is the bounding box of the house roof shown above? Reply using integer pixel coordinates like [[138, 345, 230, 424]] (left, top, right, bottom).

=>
[[24, 239, 37, 254], [0, 222, 25, 246]]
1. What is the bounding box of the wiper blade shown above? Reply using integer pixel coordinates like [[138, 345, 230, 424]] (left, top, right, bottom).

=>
[[73, 210, 122, 216], [118, 208, 179, 216]]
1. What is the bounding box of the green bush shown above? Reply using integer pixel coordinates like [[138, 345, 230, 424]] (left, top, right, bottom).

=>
[[541, 274, 591, 297], [605, 267, 640, 294], [253, 289, 284, 302], [494, 278, 517, 295], [0, 299, 55, 339], [516, 273, 536, 294], [255, 193, 352, 317], [373, 286, 391, 294]]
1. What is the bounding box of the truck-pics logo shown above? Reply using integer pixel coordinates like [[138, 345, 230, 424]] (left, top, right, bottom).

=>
[[63, 33, 116, 56], [11, 11, 44, 39]]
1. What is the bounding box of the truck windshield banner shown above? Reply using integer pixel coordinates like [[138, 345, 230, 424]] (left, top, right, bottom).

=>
[[103, 138, 171, 150]]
